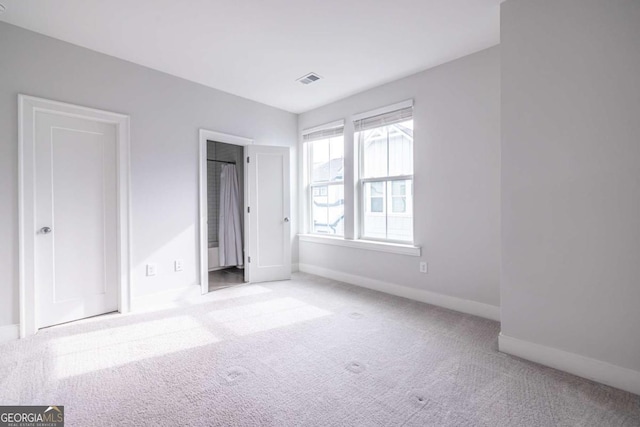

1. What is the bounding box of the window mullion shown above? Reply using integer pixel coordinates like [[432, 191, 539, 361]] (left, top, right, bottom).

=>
[[361, 175, 411, 184], [310, 181, 344, 188]]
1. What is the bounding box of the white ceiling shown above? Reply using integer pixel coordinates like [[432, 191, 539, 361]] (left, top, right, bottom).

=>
[[0, 0, 500, 113]]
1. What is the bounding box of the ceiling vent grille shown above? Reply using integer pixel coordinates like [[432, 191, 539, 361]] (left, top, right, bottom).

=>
[[297, 72, 322, 85]]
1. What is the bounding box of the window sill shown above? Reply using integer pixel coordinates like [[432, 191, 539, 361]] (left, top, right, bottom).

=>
[[298, 234, 421, 257]]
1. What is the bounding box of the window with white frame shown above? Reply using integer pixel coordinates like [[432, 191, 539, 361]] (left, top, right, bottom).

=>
[[304, 122, 345, 236], [355, 104, 414, 242]]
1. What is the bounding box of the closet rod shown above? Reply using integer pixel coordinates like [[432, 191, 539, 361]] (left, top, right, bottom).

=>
[[207, 159, 236, 164]]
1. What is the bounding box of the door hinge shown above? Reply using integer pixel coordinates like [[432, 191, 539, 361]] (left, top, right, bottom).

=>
[[248, 256, 251, 263], [247, 206, 250, 213], [247, 156, 250, 163]]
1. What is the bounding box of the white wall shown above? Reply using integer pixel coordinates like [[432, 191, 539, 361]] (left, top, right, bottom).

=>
[[0, 22, 298, 329], [501, 0, 640, 377], [298, 47, 501, 312]]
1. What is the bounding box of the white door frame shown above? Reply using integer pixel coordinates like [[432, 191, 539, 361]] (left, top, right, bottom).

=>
[[198, 129, 253, 294], [18, 95, 132, 338]]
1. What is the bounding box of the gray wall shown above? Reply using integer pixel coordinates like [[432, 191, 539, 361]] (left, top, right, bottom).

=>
[[0, 22, 298, 328], [501, 0, 640, 372], [298, 47, 501, 308]]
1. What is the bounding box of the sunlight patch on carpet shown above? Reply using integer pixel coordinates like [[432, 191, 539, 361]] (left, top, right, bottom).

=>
[[51, 316, 219, 379], [207, 297, 331, 335]]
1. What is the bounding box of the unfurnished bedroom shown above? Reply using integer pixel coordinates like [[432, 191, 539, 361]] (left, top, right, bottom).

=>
[[0, 0, 639, 426]]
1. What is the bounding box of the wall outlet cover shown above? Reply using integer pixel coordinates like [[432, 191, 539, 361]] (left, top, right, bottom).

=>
[[420, 262, 428, 274], [146, 263, 157, 276], [174, 259, 184, 272]]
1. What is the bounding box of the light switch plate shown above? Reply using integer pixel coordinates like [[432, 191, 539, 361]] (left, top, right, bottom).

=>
[[174, 259, 184, 272]]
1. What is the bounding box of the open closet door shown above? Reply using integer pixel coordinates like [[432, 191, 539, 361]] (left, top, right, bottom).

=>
[[247, 145, 291, 283]]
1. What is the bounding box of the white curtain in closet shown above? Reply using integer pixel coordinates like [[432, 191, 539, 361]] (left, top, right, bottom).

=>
[[218, 164, 243, 266]]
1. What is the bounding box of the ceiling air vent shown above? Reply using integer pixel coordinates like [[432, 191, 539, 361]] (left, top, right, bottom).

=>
[[297, 72, 322, 85]]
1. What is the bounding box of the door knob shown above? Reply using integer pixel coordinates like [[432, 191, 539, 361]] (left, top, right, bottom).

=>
[[40, 226, 52, 234], [284, 217, 290, 223]]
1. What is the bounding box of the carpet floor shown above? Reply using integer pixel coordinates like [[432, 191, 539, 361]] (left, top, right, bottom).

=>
[[1, 273, 638, 426]]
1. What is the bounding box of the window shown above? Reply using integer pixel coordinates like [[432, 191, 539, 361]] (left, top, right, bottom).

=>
[[356, 105, 413, 242], [301, 101, 416, 250], [304, 122, 345, 236]]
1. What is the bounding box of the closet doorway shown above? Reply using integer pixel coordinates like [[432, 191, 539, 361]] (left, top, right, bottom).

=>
[[207, 139, 245, 290], [198, 130, 251, 294], [198, 129, 292, 295]]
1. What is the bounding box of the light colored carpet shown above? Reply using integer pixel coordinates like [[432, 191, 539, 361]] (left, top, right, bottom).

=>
[[1, 272, 638, 426]]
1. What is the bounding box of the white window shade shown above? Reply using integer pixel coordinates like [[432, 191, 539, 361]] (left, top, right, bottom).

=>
[[302, 120, 344, 142], [353, 106, 413, 132]]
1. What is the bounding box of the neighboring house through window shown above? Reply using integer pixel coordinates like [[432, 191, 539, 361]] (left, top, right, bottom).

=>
[[355, 103, 414, 242], [302, 101, 414, 244], [303, 121, 345, 236]]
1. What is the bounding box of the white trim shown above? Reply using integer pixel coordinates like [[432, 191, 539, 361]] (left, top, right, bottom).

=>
[[499, 333, 640, 396], [300, 140, 309, 235], [299, 263, 499, 321], [18, 94, 131, 338], [291, 263, 300, 273], [352, 99, 414, 122], [203, 129, 255, 147], [299, 234, 421, 256], [198, 129, 253, 295], [302, 119, 345, 136], [0, 324, 20, 343]]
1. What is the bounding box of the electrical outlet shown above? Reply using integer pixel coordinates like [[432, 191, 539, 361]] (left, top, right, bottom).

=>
[[174, 259, 184, 272], [419, 262, 428, 274], [146, 263, 157, 276]]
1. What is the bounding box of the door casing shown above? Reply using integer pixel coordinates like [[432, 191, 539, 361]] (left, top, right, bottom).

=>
[[18, 95, 131, 338]]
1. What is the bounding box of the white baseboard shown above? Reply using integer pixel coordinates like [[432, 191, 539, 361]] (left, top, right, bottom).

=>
[[291, 263, 300, 273], [499, 333, 640, 396], [298, 263, 500, 321], [0, 324, 19, 343], [132, 285, 202, 313]]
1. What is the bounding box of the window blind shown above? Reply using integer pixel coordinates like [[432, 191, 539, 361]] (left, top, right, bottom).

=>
[[302, 126, 344, 142], [353, 106, 413, 132], [302, 120, 344, 143]]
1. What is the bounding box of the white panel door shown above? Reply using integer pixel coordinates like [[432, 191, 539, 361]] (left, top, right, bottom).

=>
[[35, 111, 118, 328], [247, 145, 291, 283]]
